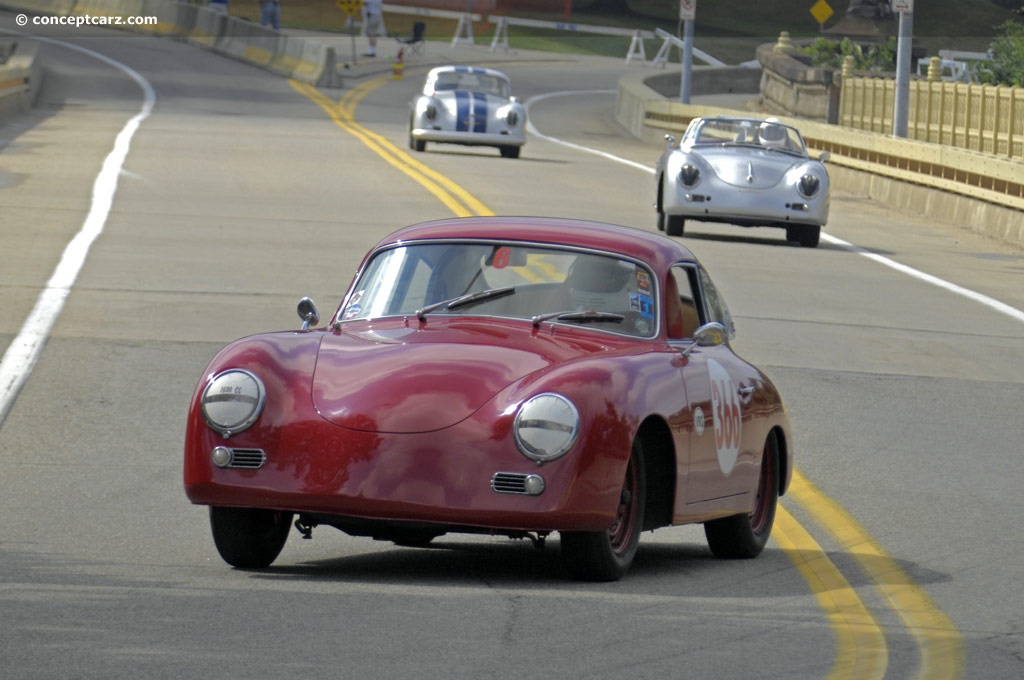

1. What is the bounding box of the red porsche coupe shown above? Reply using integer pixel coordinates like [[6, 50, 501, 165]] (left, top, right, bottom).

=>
[[184, 217, 793, 581]]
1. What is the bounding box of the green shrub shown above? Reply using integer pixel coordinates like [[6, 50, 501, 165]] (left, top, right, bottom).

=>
[[798, 37, 898, 71]]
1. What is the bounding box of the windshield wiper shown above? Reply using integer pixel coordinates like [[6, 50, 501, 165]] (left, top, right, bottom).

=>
[[763, 146, 802, 157], [416, 286, 516, 321], [531, 310, 625, 328]]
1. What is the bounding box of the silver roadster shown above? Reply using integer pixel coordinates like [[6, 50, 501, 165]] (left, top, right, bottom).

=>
[[409, 65, 526, 159], [655, 116, 830, 248]]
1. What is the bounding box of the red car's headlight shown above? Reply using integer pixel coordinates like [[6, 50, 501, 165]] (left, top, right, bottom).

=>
[[201, 369, 266, 438], [513, 393, 580, 463]]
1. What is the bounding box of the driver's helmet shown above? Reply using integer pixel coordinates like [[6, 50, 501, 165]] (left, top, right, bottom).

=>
[[758, 119, 788, 148], [567, 255, 633, 312]]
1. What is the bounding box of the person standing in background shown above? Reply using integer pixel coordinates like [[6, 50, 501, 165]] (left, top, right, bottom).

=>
[[363, 0, 383, 58], [261, 0, 280, 30]]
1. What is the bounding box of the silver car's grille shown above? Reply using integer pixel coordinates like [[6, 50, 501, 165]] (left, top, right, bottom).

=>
[[226, 448, 266, 469], [491, 472, 527, 494]]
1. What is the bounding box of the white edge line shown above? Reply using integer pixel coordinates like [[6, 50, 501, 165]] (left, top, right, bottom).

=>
[[0, 33, 156, 427], [526, 89, 1024, 327]]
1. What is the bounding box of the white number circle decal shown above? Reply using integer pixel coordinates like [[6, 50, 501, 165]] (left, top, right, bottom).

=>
[[708, 359, 741, 474]]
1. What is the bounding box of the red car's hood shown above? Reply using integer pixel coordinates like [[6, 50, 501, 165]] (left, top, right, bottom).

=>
[[311, 320, 608, 433], [699, 148, 805, 189]]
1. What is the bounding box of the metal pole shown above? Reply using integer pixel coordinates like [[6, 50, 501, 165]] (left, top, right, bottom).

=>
[[680, 19, 694, 104], [893, 10, 913, 137]]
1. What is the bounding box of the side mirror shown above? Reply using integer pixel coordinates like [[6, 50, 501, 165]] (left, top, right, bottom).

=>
[[297, 297, 320, 331], [681, 322, 727, 357], [664, 133, 676, 150], [818, 151, 831, 163]]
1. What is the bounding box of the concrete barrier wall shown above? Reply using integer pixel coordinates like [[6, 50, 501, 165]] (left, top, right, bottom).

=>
[[0, 39, 41, 118], [0, 0, 340, 86]]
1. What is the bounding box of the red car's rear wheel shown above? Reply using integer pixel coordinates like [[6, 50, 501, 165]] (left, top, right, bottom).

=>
[[704, 432, 779, 558]]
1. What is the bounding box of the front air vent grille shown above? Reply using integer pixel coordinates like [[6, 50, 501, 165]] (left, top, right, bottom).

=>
[[491, 472, 528, 494], [227, 448, 266, 469]]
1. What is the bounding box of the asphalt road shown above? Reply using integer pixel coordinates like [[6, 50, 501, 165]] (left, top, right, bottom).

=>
[[1, 17, 1023, 680]]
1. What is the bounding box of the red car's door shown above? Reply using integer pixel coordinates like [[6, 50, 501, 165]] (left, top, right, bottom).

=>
[[677, 345, 761, 506], [667, 264, 761, 511]]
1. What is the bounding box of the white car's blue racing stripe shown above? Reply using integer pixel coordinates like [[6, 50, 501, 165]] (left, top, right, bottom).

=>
[[472, 92, 488, 133], [455, 90, 470, 132], [454, 90, 489, 133]]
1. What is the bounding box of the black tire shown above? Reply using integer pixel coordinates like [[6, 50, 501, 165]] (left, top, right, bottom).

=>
[[656, 181, 666, 231], [411, 138, 426, 153], [797, 225, 820, 248], [561, 439, 646, 581], [704, 432, 779, 559], [209, 507, 293, 569], [665, 215, 685, 237], [499, 145, 520, 159]]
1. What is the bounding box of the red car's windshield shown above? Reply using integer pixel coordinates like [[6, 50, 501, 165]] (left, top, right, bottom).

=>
[[340, 242, 658, 338]]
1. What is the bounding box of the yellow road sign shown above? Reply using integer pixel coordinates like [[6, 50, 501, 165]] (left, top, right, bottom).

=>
[[810, 0, 834, 25], [336, 0, 364, 17]]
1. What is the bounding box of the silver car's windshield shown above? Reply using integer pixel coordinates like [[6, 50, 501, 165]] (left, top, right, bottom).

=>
[[340, 242, 657, 338], [688, 118, 807, 156], [431, 72, 510, 98]]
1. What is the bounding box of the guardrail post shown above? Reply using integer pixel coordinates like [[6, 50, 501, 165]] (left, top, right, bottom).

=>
[[625, 30, 647, 65], [651, 35, 672, 68], [452, 13, 474, 47], [489, 16, 509, 52]]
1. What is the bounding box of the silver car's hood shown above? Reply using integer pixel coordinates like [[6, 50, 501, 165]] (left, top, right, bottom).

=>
[[434, 90, 508, 115], [696, 148, 807, 189]]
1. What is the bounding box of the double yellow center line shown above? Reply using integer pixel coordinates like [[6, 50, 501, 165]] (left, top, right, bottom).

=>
[[292, 79, 492, 218], [290, 74, 963, 680]]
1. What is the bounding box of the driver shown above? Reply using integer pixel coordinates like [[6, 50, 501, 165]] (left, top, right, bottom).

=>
[[566, 256, 633, 312], [758, 119, 789, 148]]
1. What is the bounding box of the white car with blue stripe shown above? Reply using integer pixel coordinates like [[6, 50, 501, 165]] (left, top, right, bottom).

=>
[[409, 66, 527, 159]]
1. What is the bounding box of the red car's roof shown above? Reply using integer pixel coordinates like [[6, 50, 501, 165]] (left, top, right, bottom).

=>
[[374, 217, 699, 272]]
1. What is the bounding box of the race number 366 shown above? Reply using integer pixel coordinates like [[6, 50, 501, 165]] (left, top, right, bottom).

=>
[[708, 359, 741, 474]]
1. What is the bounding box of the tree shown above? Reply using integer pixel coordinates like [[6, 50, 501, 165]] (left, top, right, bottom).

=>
[[980, 20, 1024, 86]]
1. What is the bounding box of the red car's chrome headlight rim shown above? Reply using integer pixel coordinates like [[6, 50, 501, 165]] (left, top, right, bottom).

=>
[[200, 369, 266, 438], [513, 393, 580, 464]]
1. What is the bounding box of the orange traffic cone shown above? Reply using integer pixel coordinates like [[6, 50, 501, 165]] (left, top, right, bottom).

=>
[[392, 48, 404, 80]]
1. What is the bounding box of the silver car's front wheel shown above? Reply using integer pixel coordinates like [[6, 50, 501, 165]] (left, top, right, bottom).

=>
[[787, 225, 820, 248], [665, 215, 685, 237]]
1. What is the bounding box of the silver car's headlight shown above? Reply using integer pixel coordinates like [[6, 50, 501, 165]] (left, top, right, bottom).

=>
[[798, 173, 821, 198], [678, 163, 700, 188], [514, 393, 580, 463], [201, 369, 266, 437], [505, 110, 519, 126]]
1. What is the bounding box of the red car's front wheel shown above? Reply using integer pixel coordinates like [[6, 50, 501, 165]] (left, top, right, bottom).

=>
[[209, 507, 293, 569], [561, 439, 646, 582]]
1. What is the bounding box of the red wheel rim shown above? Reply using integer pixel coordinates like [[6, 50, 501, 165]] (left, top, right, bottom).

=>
[[750, 443, 772, 534], [608, 454, 640, 555]]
